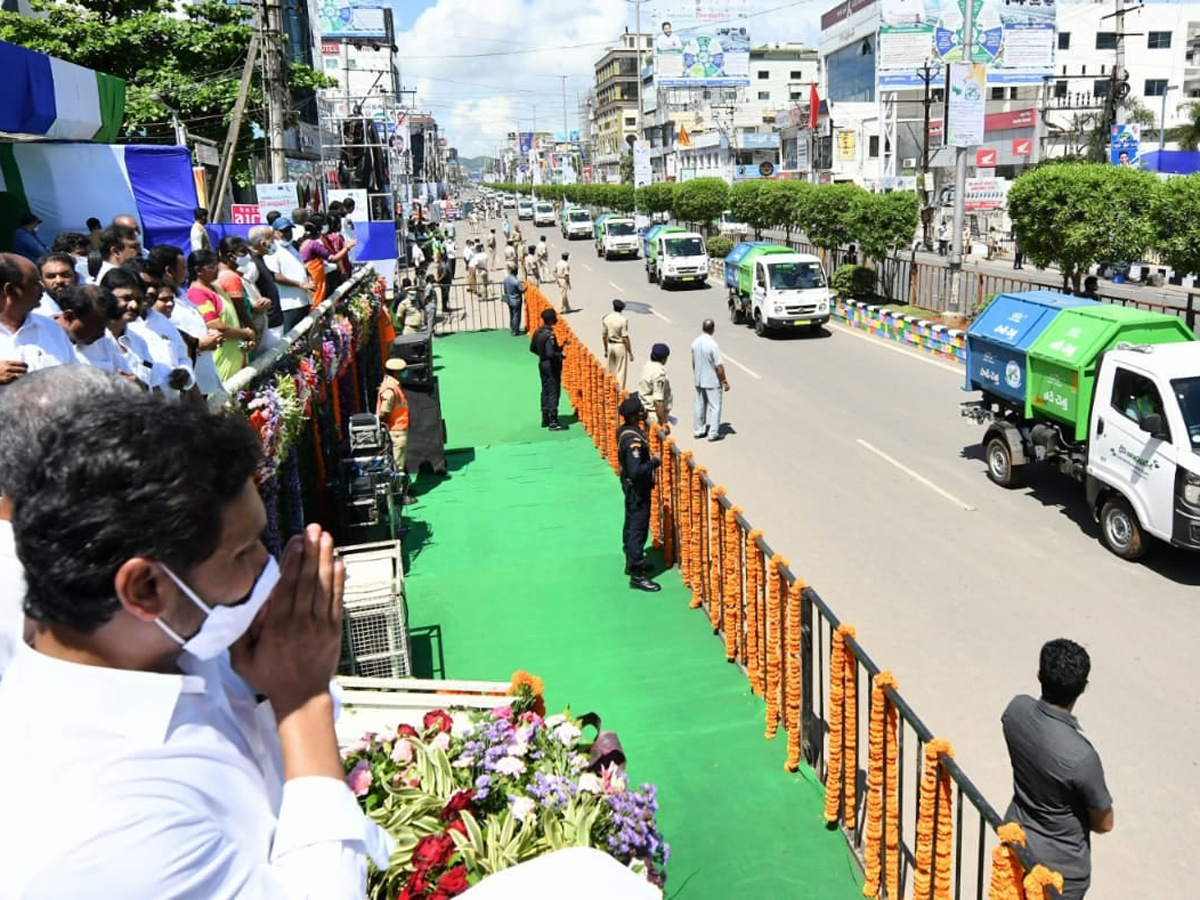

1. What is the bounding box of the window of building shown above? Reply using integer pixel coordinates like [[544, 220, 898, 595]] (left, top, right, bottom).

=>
[[624, 116, 637, 126], [1095, 32, 1118, 50], [869, 135, 879, 158], [1058, 32, 1070, 50], [1094, 80, 1111, 99], [932, 88, 944, 102], [758, 91, 770, 100], [991, 86, 1005, 100], [789, 91, 801, 100], [757, 70, 770, 79], [826, 41, 876, 103], [790, 70, 804, 79], [1054, 80, 1068, 99], [1009, 87, 1019, 99], [1148, 31, 1172, 49], [1145, 79, 1168, 97]]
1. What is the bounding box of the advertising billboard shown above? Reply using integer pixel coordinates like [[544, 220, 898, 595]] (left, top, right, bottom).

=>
[[1110, 124, 1140, 167], [877, 0, 1055, 89], [315, 1, 388, 41], [654, 1, 750, 88]]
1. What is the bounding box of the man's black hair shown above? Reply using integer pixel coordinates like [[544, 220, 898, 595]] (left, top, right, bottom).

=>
[[56, 283, 121, 322], [146, 244, 183, 280], [265, 210, 282, 225], [37, 252, 78, 273], [85, 217, 102, 231], [99, 225, 136, 259], [13, 396, 262, 631], [1038, 638, 1091, 706], [0, 254, 25, 293], [218, 235, 248, 258], [193, 206, 207, 220], [99, 266, 142, 294], [51, 232, 90, 255]]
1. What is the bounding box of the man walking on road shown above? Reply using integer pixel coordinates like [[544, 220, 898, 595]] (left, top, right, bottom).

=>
[[691, 319, 729, 441], [1002, 639, 1113, 900], [637, 343, 672, 435], [536, 235, 550, 283], [524, 244, 540, 286], [502, 263, 525, 336], [554, 251, 572, 313], [617, 393, 661, 593], [530, 308, 567, 431], [486, 229, 498, 271], [601, 299, 633, 389]]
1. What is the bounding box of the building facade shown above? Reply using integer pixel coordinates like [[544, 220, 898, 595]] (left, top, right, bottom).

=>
[[592, 32, 652, 182]]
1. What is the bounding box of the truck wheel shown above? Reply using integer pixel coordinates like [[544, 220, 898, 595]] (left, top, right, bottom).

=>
[[754, 312, 767, 337], [984, 436, 1020, 488], [659, 275, 668, 291], [729, 304, 741, 324], [1099, 496, 1149, 561]]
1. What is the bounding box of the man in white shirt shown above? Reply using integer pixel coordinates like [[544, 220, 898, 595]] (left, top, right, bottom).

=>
[[190, 206, 211, 253], [341, 197, 361, 263], [0, 366, 139, 679], [35, 251, 78, 318], [0, 395, 391, 897], [124, 262, 200, 400], [0, 254, 76, 395], [53, 284, 126, 374], [264, 218, 315, 332], [146, 245, 225, 397], [92, 225, 140, 286], [469, 244, 490, 298], [100, 267, 191, 395]]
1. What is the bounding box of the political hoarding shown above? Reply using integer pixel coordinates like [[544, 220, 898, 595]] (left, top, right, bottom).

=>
[[963, 177, 1010, 211], [255, 182, 299, 220], [519, 132, 534, 154], [315, 0, 388, 41], [1110, 124, 1140, 167], [654, 1, 751, 88], [878, 0, 1055, 89], [633, 140, 652, 189], [946, 63, 986, 147]]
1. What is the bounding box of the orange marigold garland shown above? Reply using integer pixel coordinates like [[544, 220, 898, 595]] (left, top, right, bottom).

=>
[[862, 671, 900, 900], [842, 625, 858, 824], [783, 580, 804, 772], [988, 823, 1027, 900], [649, 428, 663, 548], [913, 737, 955, 900], [689, 467, 707, 609], [722, 507, 741, 661], [662, 438, 676, 567], [744, 529, 764, 695], [679, 453, 694, 588], [707, 488, 726, 630], [1022, 865, 1064, 900], [823, 623, 855, 822], [764, 554, 786, 739]]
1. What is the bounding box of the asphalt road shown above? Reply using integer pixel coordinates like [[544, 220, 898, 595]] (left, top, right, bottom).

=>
[[481, 209, 1196, 898]]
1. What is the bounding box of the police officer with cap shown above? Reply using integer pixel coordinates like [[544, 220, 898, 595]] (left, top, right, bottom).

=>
[[530, 308, 568, 430], [601, 298, 633, 389], [377, 357, 416, 505], [617, 392, 662, 592], [637, 343, 672, 436]]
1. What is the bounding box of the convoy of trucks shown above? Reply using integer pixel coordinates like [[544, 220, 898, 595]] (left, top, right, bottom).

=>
[[643, 226, 708, 288], [961, 291, 1200, 560], [723, 242, 831, 336], [516, 198, 534, 220]]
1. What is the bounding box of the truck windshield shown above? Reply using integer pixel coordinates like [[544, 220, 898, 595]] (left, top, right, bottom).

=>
[[536, 204, 552, 212], [569, 211, 590, 222], [768, 262, 826, 290], [1171, 377, 1200, 450], [665, 237, 704, 256], [607, 222, 635, 236]]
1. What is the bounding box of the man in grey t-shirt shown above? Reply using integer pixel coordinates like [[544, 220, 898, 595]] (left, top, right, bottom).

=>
[[1002, 639, 1113, 899], [690, 318, 729, 441]]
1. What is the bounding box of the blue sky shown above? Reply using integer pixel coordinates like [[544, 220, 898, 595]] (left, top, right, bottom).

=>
[[385, 0, 825, 156]]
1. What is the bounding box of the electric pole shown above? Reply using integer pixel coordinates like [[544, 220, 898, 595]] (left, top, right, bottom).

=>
[[261, 0, 289, 183], [919, 60, 940, 250], [947, 0, 975, 315], [212, 21, 261, 221], [1113, 0, 1126, 126]]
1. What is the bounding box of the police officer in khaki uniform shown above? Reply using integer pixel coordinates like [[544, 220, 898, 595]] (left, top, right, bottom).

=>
[[553, 251, 572, 313], [637, 342, 672, 436], [535, 235, 550, 283], [394, 284, 426, 335], [601, 298, 633, 389], [376, 357, 416, 505]]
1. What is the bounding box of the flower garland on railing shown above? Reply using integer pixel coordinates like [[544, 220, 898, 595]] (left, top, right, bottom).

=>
[[784, 580, 803, 772], [764, 554, 785, 739], [862, 670, 900, 900], [679, 452, 694, 592], [707, 488, 725, 631], [988, 823, 1028, 900], [1022, 865, 1065, 900], [722, 507, 741, 662], [649, 429, 663, 549], [913, 737, 955, 900], [689, 466, 706, 610], [823, 623, 856, 823], [661, 438, 675, 567], [745, 530, 764, 696]]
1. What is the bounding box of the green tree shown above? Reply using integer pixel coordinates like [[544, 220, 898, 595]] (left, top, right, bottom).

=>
[[1169, 102, 1200, 151], [609, 184, 635, 214], [619, 153, 634, 185], [0, 0, 331, 185], [774, 180, 812, 242], [797, 182, 864, 257], [673, 177, 729, 234], [1149, 174, 1200, 279], [847, 190, 919, 298], [729, 181, 772, 238], [635, 182, 675, 216], [1007, 162, 1160, 292]]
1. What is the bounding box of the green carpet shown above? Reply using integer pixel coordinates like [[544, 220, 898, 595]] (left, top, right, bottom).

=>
[[405, 331, 862, 899]]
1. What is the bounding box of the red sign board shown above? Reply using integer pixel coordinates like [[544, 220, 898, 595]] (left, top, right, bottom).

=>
[[929, 108, 1037, 139], [230, 204, 261, 225], [975, 148, 997, 168], [321, 42, 339, 55], [1012, 138, 1032, 157]]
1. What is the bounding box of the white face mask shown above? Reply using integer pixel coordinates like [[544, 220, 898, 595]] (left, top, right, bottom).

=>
[[237, 255, 256, 277], [155, 556, 280, 660]]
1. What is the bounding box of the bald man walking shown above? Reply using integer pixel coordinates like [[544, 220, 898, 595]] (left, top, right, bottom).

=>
[[691, 318, 729, 441]]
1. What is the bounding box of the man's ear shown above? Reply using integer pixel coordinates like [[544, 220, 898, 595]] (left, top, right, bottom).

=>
[[113, 558, 173, 623]]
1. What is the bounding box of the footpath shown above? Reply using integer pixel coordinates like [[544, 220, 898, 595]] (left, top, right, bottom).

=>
[[400, 327, 862, 898]]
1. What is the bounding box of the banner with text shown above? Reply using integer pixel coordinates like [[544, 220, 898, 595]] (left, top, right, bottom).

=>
[[946, 63, 986, 147], [653, 1, 750, 88], [878, 0, 1055, 88]]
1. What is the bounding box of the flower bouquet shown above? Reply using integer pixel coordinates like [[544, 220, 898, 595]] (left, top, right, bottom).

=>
[[341, 681, 669, 899]]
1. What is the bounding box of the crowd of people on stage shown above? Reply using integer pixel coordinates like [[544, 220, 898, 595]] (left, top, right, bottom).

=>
[[2, 203, 362, 400]]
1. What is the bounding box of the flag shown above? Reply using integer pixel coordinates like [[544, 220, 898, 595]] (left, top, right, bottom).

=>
[[677, 124, 692, 147], [809, 84, 820, 131]]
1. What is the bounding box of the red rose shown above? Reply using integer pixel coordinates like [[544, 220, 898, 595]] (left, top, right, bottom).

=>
[[440, 789, 475, 822], [396, 723, 419, 739], [436, 864, 470, 896], [445, 818, 467, 836], [423, 710, 453, 735], [412, 833, 455, 870], [406, 868, 430, 897]]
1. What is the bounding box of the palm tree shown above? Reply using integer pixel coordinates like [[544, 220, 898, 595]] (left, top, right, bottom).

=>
[[1169, 101, 1200, 151]]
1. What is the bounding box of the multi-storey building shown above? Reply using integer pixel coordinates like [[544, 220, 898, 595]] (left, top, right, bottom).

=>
[[592, 31, 653, 182]]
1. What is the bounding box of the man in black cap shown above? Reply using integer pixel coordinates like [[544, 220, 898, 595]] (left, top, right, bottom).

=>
[[617, 393, 661, 592], [637, 343, 672, 436], [530, 308, 567, 430]]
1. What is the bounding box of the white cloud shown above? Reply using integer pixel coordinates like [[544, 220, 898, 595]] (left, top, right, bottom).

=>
[[395, 0, 823, 157]]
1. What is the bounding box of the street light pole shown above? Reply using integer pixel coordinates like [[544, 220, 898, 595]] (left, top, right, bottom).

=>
[[919, 60, 940, 250], [947, 0, 976, 315]]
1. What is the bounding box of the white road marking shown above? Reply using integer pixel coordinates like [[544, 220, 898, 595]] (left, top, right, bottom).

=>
[[608, 281, 625, 292], [855, 439, 976, 512], [581, 263, 593, 272], [829, 321, 963, 374], [722, 353, 762, 380], [649, 308, 673, 324]]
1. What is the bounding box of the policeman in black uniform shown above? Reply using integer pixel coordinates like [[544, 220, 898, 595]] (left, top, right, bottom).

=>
[[530, 308, 568, 431], [617, 393, 661, 593]]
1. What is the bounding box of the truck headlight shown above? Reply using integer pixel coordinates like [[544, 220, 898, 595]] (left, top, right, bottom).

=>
[[819, 301, 828, 312], [1185, 472, 1200, 506]]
